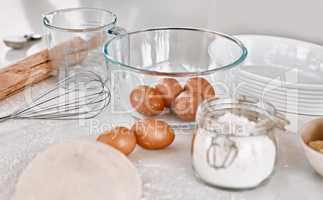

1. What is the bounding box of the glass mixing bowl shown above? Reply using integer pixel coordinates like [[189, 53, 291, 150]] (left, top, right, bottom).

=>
[[103, 27, 247, 128]]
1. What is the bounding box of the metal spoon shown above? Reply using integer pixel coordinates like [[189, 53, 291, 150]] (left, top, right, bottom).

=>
[[3, 33, 42, 49]]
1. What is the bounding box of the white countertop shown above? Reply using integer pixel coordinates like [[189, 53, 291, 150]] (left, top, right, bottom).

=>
[[0, 0, 323, 199], [0, 111, 322, 200]]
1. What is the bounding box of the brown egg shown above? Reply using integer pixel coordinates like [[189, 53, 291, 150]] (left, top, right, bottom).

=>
[[171, 90, 203, 122], [131, 119, 175, 150], [97, 127, 136, 155], [130, 85, 165, 116], [155, 78, 183, 107], [184, 77, 216, 100]]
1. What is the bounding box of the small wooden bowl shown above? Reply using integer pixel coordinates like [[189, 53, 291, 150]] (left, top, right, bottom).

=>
[[299, 118, 323, 176]]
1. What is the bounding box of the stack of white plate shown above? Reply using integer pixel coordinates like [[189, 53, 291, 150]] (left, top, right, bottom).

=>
[[209, 35, 323, 116]]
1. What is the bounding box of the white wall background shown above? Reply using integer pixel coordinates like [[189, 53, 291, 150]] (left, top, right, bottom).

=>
[[60, 0, 323, 44], [105, 0, 323, 45], [1, 0, 323, 44]]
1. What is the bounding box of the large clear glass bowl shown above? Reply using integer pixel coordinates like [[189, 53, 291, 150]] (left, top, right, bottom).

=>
[[103, 27, 247, 128]]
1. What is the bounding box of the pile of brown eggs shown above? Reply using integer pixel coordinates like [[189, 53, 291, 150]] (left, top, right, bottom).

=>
[[96, 77, 216, 156], [130, 77, 216, 122], [97, 119, 175, 156]]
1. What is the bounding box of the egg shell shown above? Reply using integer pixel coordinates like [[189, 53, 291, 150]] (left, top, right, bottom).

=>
[[131, 119, 175, 150], [155, 78, 183, 107], [184, 77, 216, 100], [171, 90, 203, 122], [130, 85, 165, 116], [97, 127, 137, 155]]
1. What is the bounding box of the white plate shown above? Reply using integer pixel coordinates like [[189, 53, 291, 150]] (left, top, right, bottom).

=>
[[211, 34, 323, 116], [230, 35, 323, 90], [238, 87, 323, 110], [237, 79, 323, 102], [237, 85, 323, 107], [239, 71, 323, 96], [237, 88, 323, 116], [238, 86, 323, 109], [237, 91, 323, 116]]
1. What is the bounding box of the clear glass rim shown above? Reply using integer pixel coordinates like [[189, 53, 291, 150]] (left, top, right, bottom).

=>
[[42, 7, 117, 32], [196, 95, 283, 136], [198, 95, 278, 115], [103, 27, 248, 77]]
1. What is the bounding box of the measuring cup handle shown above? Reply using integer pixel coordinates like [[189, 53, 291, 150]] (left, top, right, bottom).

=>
[[108, 26, 127, 36]]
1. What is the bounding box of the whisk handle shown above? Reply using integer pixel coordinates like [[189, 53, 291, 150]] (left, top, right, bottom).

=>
[[0, 115, 13, 123]]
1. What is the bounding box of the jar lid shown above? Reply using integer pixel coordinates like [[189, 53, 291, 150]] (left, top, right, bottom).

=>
[[196, 95, 289, 136]]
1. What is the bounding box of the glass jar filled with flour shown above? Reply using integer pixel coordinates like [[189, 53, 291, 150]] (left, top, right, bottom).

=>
[[192, 95, 288, 190]]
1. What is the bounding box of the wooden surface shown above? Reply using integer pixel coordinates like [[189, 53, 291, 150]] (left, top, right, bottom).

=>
[[0, 34, 103, 100], [0, 49, 52, 100]]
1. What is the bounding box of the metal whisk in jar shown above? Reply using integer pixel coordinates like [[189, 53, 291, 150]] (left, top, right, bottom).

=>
[[192, 95, 288, 190]]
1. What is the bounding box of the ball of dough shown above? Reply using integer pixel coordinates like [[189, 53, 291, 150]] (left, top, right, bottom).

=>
[[13, 140, 142, 200]]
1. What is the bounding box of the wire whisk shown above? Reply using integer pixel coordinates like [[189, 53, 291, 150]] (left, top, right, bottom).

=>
[[0, 71, 110, 122]]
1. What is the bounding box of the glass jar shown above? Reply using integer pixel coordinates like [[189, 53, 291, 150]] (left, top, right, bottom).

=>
[[192, 95, 289, 190], [103, 27, 248, 128]]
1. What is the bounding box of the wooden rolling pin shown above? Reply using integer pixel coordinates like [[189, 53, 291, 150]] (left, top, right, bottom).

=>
[[0, 32, 105, 100]]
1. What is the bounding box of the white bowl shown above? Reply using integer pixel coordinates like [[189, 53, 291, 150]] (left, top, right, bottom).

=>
[[299, 118, 323, 176]]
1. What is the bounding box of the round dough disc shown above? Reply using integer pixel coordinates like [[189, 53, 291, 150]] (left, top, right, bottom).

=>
[[13, 140, 142, 200]]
